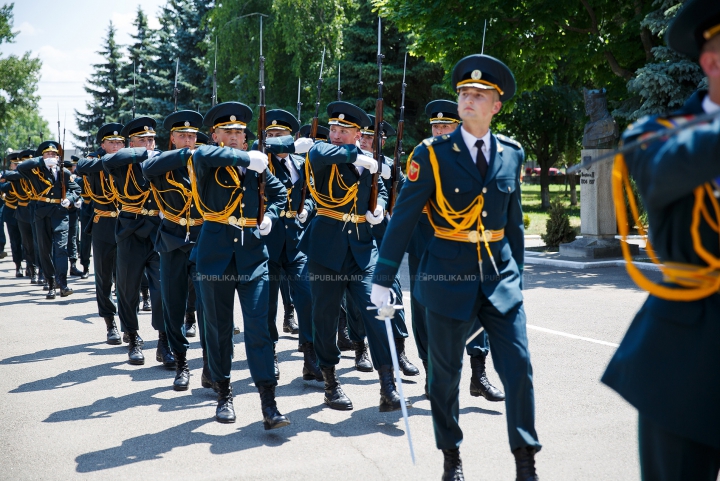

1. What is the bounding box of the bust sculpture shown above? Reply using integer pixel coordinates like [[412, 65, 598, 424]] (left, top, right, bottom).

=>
[[582, 88, 619, 149]]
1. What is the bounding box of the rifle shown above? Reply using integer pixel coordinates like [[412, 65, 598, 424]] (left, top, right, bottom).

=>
[[173, 58, 180, 112], [297, 46, 325, 216], [256, 15, 267, 225], [368, 16, 384, 213], [212, 37, 218, 107], [337, 63, 342, 101], [388, 53, 407, 216], [57, 105, 66, 204], [132, 60, 136, 119], [296, 77, 302, 123]]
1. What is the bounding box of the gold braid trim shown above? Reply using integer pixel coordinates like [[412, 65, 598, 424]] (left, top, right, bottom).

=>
[[187, 155, 246, 224], [304, 153, 359, 220]]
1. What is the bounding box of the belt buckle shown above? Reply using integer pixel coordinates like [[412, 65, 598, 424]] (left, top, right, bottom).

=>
[[280, 210, 286, 218], [227, 215, 238, 225], [350, 213, 357, 223], [286, 211, 294, 218], [147, 209, 156, 216], [188, 219, 195, 226], [110, 211, 117, 217], [467, 230, 480, 243], [179, 218, 187, 226], [342, 213, 350, 222], [141, 208, 148, 215], [237, 217, 247, 227]]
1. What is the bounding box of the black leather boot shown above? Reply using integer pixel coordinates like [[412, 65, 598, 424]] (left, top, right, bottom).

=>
[[127, 330, 145, 365], [300, 342, 323, 381], [184, 311, 196, 337], [337, 311, 353, 351], [273, 344, 280, 379], [80, 265, 89, 279], [321, 366, 353, 410], [395, 337, 420, 376], [442, 448, 464, 481], [39, 271, 47, 289], [156, 331, 176, 368], [69, 261, 83, 277], [513, 446, 539, 481], [104, 316, 121, 345], [46, 278, 56, 299], [282, 304, 299, 334], [469, 354, 505, 402], [173, 351, 190, 391], [123, 331, 144, 346], [352, 340, 373, 372], [423, 361, 429, 399], [233, 324, 241, 335], [59, 276, 74, 297], [215, 380, 236, 423], [141, 286, 151, 311], [378, 365, 411, 412], [24, 265, 30, 277], [201, 348, 214, 389], [29, 265, 38, 284], [258, 385, 291, 430], [15, 264, 23, 278]]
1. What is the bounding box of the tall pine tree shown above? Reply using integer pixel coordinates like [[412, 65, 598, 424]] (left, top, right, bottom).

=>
[[73, 22, 123, 149]]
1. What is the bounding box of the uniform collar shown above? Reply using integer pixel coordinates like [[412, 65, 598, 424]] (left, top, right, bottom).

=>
[[702, 94, 720, 114]]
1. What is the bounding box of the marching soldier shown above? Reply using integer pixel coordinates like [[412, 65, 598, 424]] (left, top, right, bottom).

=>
[[371, 55, 540, 480], [0, 153, 28, 277], [261, 109, 322, 382], [141, 110, 210, 391], [71, 155, 92, 279], [103, 117, 173, 367], [16, 149, 42, 286], [190, 101, 290, 429], [273, 101, 408, 413], [17, 141, 81, 299], [76, 124, 124, 344], [64, 158, 86, 277], [601, 1, 720, 478]]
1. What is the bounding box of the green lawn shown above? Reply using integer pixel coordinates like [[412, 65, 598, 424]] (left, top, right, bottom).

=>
[[521, 183, 580, 236]]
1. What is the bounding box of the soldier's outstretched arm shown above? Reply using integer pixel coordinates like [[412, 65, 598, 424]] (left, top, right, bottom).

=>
[[16, 158, 41, 177], [103, 147, 149, 172], [191, 145, 253, 169], [76, 153, 108, 175], [264, 136, 296, 155], [0, 170, 22, 181], [308, 142, 363, 170], [373, 144, 436, 288], [141, 149, 193, 180]]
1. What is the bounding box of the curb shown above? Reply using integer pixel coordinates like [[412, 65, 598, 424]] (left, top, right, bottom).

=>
[[524, 251, 661, 271]]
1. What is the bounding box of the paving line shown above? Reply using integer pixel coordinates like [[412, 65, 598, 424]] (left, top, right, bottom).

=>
[[527, 324, 620, 348]]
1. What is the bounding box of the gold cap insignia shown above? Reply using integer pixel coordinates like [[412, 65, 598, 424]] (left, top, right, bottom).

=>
[[272, 120, 277, 125], [144, 126, 149, 131], [113, 131, 118, 135], [437, 112, 444, 118], [184, 121, 190, 127], [338, 113, 345, 120], [230, 115, 237, 122], [471, 70, 482, 80]]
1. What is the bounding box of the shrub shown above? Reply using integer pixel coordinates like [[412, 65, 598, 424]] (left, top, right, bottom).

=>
[[541, 198, 576, 247], [523, 213, 531, 230]]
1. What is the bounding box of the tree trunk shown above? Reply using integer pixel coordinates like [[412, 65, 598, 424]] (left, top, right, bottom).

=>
[[569, 172, 577, 206], [540, 165, 551, 209]]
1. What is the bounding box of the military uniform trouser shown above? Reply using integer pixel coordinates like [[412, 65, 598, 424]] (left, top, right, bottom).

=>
[[6, 219, 24, 265], [35, 214, 69, 287], [186, 277, 196, 312], [346, 272, 408, 344], [199, 255, 276, 387], [268, 248, 313, 345], [308, 251, 392, 369], [279, 274, 292, 308], [79, 224, 91, 269], [116, 233, 163, 332], [30, 214, 43, 278], [68, 209, 79, 261], [427, 297, 540, 452], [91, 236, 117, 318], [17, 220, 36, 268], [639, 413, 720, 481], [408, 252, 489, 362], [0, 212, 5, 248], [160, 248, 206, 356]]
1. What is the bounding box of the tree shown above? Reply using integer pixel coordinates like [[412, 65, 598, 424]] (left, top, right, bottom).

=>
[[0, 106, 52, 153], [73, 22, 123, 149], [0, 4, 44, 135]]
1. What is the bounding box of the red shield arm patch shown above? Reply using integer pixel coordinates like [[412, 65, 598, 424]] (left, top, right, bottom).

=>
[[408, 160, 420, 182]]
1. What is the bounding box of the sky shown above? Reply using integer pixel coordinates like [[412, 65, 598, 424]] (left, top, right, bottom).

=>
[[3, 0, 167, 142]]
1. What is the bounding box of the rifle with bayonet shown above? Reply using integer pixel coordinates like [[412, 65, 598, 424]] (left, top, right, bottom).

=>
[[57, 105, 66, 204], [132, 60, 137, 119], [368, 16, 384, 213], [297, 47, 325, 216], [296, 77, 302, 123], [388, 53, 407, 216], [173, 58, 180, 112], [256, 16, 267, 225], [212, 37, 218, 107], [337, 63, 342, 101]]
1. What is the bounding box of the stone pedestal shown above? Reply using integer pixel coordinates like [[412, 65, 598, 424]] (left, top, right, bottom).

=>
[[559, 149, 639, 258]]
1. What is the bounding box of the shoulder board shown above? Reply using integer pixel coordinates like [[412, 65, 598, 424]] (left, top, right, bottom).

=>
[[421, 134, 451, 147], [623, 113, 699, 143], [496, 134, 521, 149]]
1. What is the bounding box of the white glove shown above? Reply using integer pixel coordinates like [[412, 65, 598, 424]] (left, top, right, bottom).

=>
[[247, 150, 269, 173], [297, 209, 308, 223], [365, 205, 383, 225], [61, 199, 71, 208], [294, 137, 314, 154], [74, 199, 83, 209], [371, 284, 391, 309], [258, 216, 272, 236], [158, 211, 164, 220], [353, 154, 378, 174], [380, 162, 392, 180]]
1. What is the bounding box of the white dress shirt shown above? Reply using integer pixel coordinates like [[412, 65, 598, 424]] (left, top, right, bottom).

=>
[[284, 156, 300, 184], [460, 126, 492, 166], [702, 94, 720, 114]]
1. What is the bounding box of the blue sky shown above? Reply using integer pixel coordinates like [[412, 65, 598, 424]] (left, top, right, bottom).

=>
[[4, 0, 167, 138]]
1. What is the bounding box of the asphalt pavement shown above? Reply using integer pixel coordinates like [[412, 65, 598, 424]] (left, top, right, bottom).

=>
[[0, 253, 657, 480]]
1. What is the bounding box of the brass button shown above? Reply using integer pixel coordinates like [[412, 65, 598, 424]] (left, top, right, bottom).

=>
[[234, 238, 238, 242], [285, 225, 288, 229], [242, 187, 246, 191], [482, 187, 487, 193], [482, 211, 488, 217], [241, 203, 245, 208], [347, 230, 352, 234], [454, 188, 459, 193]]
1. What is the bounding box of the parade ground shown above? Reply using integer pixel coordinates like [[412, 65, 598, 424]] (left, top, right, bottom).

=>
[[0, 253, 656, 480]]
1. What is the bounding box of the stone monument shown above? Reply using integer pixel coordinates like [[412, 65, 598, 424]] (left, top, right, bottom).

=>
[[559, 89, 639, 258]]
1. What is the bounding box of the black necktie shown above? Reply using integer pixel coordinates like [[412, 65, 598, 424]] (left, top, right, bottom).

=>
[[475, 139, 487, 178]]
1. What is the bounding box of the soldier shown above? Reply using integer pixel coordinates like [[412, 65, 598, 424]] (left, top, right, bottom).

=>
[[274, 101, 408, 413], [601, 1, 720, 479], [0, 153, 27, 277], [406, 100, 505, 403], [64, 158, 86, 278], [141, 110, 210, 391], [16, 149, 43, 286], [298, 124, 329, 141], [76, 124, 124, 345], [190, 101, 290, 429], [71, 155, 92, 279], [371, 55, 540, 480], [261, 109, 321, 382], [103, 117, 173, 367], [17, 141, 81, 299]]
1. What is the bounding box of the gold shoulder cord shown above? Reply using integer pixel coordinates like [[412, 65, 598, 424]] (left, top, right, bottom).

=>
[[150, 171, 195, 238], [30, 168, 53, 197], [83, 173, 117, 205], [19, 179, 38, 201], [423, 145, 498, 276], [187, 155, 245, 224], [10, 182, 29, 202], [304, 153, 359, 218], [613, 154, 720, 300], [118, 165, 150, 207]]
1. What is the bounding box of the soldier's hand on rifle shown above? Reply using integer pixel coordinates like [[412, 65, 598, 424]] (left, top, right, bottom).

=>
[[294, 137, 314, 154], [370, 283, 391, 309], [247, 150, 269, 173], [74, 199, 83, 209], [297, 209, 308, 223], [365, 205, 383, 225], [380, 162, 391, 180], [353, 154, 378, 174], [258, 216, 272, 236], [61, 199, 71, 208]]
